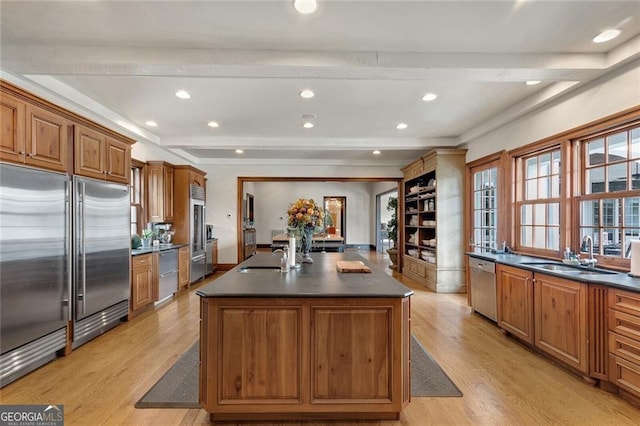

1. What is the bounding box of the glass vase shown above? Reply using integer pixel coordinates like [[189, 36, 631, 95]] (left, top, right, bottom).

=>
[[300, 228, 314, 263]]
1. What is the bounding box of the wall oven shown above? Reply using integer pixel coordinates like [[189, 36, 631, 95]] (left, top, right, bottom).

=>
[[190, 185, 206, 283]]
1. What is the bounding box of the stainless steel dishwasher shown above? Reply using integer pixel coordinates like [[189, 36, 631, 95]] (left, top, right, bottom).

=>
[[469, 257, 497, 321]]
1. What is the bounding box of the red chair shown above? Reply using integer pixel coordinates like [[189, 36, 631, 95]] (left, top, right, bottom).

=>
[[326, 226, 336, 235]]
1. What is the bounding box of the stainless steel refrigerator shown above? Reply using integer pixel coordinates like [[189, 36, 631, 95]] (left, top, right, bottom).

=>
[[72, 176, 130, 348], [0, 164, 70, 386], [0, 164, 131, 386]]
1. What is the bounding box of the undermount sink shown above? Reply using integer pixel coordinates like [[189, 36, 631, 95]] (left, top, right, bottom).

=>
[[521, 262, 615, 276], [239, 266, 282, 273]]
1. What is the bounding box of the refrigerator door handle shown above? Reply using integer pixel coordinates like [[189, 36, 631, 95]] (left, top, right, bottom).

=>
[[65, 179, 72, 321], [79, 181, 87, 316]]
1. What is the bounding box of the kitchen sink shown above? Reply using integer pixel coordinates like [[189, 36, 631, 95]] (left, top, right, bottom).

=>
[[521, 262, 616, 276], [239, 266, 282, 273], [522, 263, 582, 272]]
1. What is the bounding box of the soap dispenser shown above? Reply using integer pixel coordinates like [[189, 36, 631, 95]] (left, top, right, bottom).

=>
[[280, 246, 290, 273]]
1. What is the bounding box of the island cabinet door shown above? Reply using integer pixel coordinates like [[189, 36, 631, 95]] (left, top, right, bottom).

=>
[[200, 298, 304, 412], [311, 304, 393, 402]]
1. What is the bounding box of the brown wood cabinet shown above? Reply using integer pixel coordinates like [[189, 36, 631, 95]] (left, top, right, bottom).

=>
[[74, 124, 130, 184], [131, 254, 157, 312], [608, 287, 640, 399], [496, 264, 534, 344], [1, 92, 69, 173], [401, 149, 466, 292], [178, 246, 190, 289], [147, 161, 174, 223], [1, 80, 135, 181], [534, 273, 588, 374], [172, 165, 206, 245], [200, 296, 410, 421]]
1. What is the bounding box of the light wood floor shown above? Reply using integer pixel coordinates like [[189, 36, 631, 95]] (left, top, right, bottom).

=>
[[1, 250, 639, 425]]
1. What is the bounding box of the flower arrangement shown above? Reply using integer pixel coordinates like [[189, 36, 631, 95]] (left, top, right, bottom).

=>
[[287, 198, 325, 235]]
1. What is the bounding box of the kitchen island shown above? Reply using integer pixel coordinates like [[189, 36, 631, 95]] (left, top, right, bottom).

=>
[[197, 252, 413, 422]]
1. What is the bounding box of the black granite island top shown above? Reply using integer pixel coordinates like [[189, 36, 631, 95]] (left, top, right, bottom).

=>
[[467, 251, 640, 293], [197, 252, 414, 298]]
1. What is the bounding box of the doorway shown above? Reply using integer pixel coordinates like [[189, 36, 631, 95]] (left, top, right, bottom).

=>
[[323, 196, 346, 241], [377, 189, 397, 252]]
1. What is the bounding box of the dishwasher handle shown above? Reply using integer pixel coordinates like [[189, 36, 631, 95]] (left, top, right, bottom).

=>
[[469, 257, 496, 273]]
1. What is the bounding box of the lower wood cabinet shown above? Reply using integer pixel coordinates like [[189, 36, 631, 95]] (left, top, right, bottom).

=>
[[200, 297, 410, 421], [131, 253, 157, 312], [178, 246, 190, 289], [608, 287, 640, 399], [496, 264, 534, 344], [534, 273, 588, 374]]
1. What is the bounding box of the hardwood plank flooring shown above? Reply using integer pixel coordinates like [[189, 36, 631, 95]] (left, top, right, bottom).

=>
[[1, 250, 639, 425]]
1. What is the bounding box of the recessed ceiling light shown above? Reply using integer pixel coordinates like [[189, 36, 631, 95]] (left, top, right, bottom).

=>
[[300, 89, 315, 99], [235, 149, 244, 154], [302, 122, 314, 129], [293, 0, 317, 14], [175, 90, 191, 99], [422, 93, 438, 102], [525, 80, 541, 86], [207, 121, 219, 128], [373, 150, 381, 155], [396, 123, 408, 130], [593, 29, 621, 43], [145, 120, 158, 127]]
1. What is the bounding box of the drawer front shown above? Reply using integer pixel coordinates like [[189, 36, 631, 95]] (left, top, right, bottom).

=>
[[133, 254, 152, 268], [404, 257, 426, 278], [609, 331, 640, 365], [608, 288, 640, 317], [609, 354, 640, 398], [608, 308, 640, 341]]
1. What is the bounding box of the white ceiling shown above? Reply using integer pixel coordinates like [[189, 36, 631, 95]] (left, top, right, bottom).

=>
[[1, 0, 639, 166]]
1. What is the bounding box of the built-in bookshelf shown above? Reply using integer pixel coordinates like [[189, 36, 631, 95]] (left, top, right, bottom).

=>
[[401, 149, 467, 293]]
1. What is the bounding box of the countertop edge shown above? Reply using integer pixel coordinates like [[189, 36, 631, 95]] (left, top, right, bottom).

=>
[[466, 251, 640, 292]]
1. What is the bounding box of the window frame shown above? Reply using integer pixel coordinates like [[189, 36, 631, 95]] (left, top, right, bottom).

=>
[[574, 120, 640, 270], [130, 159, 146, 236], [466, 151, 509, 253]]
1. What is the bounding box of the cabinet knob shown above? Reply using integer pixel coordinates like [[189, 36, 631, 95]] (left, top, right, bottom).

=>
[[18, 151, 26, 155], [27, 153, 34, 158]]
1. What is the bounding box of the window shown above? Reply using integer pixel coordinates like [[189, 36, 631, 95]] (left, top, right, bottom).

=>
[[516, 148, 562, 252], [578, 123, 640, 260], [468, 153, 506, 253], [130, 160, 144, 235], [471, 166, 498, 251]]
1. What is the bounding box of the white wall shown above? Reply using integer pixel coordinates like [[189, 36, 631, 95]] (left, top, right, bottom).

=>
[[250, 181, 376, 245], [199, 164, 403, 264], [464, 61, 640, 162]]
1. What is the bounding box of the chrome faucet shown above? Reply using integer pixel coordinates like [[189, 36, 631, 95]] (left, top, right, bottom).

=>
[[581, 235, 597, 268], [273, 246, 289, 272]]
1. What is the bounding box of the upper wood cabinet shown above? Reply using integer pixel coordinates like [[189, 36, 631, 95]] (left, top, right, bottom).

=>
[[75, 124, 130, 184], [147, 161, 174, 223], [172, 165, 207, 245], [1, 80, 134, 179], [1, 93, 26, 164], [1, 92, 68, 173]]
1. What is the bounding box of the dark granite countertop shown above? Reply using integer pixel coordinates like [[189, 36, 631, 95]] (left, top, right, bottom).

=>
[[197, 252, 414, 298], [131, 243, 188, 256], [467, 251, 640, 292]]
